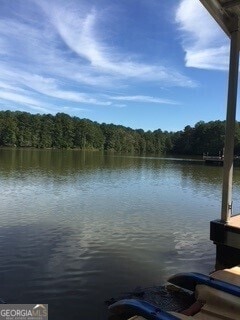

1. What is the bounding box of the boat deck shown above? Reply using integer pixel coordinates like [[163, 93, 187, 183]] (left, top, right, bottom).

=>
[[228, 214, 240, 229]]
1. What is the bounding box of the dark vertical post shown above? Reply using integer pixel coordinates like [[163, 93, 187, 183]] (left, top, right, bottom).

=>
[[221, 23, 240, 223]]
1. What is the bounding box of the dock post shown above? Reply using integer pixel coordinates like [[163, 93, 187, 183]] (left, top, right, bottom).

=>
[[221, 19, 240, 223]]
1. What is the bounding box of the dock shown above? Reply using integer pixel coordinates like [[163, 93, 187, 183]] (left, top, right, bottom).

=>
[[203, 155, 224, 165], [203, 155, 240, 166], [211, 215, 240, 269]]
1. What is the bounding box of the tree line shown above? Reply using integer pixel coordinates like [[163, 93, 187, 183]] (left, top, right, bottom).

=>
[[1, 110, 240, 155]]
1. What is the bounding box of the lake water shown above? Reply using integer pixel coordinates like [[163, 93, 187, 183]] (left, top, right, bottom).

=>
[[1, 149, 240, 319]]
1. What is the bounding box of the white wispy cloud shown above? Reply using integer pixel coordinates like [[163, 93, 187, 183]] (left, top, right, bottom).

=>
[[0, 11, 116, 111], [175, 0, 229, 71], [0, 0, 196, 117], [0, 90, 52, 113], [110, 95, 178, 105], [0, 68, 114, 110], [39, 0, 196, 87], [19, 74, 113, 106]]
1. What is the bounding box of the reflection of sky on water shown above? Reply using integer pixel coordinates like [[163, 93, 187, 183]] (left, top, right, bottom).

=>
[[0, 223, 213, 320], [0, 149, 236, 319]]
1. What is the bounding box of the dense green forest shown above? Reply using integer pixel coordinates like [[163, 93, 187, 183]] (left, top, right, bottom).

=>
[[1, 110, 240, 155]]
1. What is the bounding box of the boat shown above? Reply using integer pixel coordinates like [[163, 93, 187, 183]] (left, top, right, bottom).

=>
[[109, 265, 240, 319]]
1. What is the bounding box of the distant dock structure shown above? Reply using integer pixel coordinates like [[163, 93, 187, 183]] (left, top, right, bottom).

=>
[[203, 153, 240, 166], [203, 153, 224, 165]]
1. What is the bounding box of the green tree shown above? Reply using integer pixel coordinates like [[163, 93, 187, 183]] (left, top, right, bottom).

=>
[[53, 113, 74, 148], [39, 114, 54, 148], [16, 112, 32, 147], [0, 111, 17, 146]]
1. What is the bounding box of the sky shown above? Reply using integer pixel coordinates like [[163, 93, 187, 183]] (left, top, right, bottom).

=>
[[0, 0, 235, 132]]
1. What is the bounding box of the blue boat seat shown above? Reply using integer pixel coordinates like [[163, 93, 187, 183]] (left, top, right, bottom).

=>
[[109, 266, 240, 320]]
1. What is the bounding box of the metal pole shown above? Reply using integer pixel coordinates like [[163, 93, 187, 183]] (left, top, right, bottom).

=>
[[221, 27, 240, 223]]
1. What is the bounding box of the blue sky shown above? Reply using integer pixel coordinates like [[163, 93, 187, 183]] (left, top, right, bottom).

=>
[[0, 0, 234, 131]]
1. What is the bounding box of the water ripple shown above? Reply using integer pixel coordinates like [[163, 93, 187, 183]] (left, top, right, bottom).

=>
[[0, 150, 222, 319]]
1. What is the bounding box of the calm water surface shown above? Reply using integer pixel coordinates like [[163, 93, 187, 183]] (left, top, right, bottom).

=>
[[1, 149, 240, 319]]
